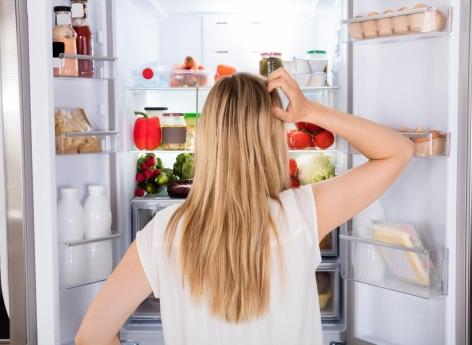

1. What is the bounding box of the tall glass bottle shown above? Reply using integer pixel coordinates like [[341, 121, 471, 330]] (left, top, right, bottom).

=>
[[71, 0, 94, 77], [53, 6, 78, 77]]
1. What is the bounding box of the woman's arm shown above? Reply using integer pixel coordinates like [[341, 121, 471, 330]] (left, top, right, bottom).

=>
[[75, 242, 152, 345], [268, 68, 414, 240]]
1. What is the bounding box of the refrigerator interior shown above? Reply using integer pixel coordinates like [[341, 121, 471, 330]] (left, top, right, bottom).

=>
[[45, 0, 460, 344]]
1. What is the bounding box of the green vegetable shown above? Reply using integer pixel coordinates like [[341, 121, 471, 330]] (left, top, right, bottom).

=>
[[296, 154, 335, 185], [173, 153, 195, 180], [143, 181, 161, 195]]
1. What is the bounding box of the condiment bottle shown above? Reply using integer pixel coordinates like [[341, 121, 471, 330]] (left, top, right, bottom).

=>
[[72, 0, 94, 77], [53, 6, 78, 77]]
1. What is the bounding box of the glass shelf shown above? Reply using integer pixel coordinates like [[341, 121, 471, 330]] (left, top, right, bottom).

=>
[[127, 86, 339, 93], [340, 227, 448, 299], [56, 130, 119, 155], [54, 75, 115, 81], [342, 6, 451, 44], [64, 232, 120, 247], [58, 53, 117, 61]]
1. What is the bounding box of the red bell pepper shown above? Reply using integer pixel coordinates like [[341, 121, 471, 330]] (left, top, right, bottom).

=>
[[133, 111, 161, 150]]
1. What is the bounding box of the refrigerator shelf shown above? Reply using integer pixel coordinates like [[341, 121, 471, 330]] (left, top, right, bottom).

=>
[[342, 6, 451, 44], [127, 86, 339, 93], [56, 130, 120, 155], [54, 75, 115, 81], [340, 231, 448, 299], [64, 232, 120, 247], [58, 53, 117, 62], [401, 131, 450, 157]]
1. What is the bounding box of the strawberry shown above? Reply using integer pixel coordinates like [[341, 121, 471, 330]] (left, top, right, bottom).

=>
[[135, 187, 145, 197], [295, 122, 306, 130], [304, 122, 324, 134], [314, 130, 335, 149], [289, 130, 311, 149], [289, 159, 298, 177]]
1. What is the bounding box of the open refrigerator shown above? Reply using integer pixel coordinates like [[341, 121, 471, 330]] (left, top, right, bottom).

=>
[[22, 0, 471, 344]]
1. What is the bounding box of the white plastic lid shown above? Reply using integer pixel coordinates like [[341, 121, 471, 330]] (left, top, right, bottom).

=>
[[60, 187, 78, 197], [88, 185, 105, 195], [71, 3, 85, 18]]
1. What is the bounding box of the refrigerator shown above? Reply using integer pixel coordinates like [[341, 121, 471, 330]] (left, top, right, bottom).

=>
[[18, 0, 472, 344]]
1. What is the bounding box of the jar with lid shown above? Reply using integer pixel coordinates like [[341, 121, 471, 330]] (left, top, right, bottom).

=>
[[161, 113, 187, 150], [259, 52, 283, 77], [144, 107, 168, 122], [184, 113, 198, 150], [53, 6, 78, 77], [71, 0, 94, 77]]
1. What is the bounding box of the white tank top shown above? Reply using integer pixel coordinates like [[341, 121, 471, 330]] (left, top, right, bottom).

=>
[[136, 184, 323, 345]]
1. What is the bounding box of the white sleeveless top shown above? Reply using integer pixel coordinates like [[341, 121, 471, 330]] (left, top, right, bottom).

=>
[[136, 184, 323, 345]]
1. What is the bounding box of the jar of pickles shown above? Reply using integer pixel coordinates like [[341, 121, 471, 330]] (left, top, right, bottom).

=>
[[161, 113, 187, 150], [259, 52, 283, 77], [184, 113, 198, 150]]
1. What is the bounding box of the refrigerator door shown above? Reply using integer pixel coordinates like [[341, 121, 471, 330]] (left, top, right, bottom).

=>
[[343, 0, 461, 344], [0, 0, 37, 343]]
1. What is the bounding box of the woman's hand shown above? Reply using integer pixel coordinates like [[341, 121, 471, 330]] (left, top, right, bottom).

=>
[[267, 68, 314, 123]]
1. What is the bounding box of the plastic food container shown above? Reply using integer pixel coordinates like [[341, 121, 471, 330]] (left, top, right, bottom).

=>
[[349, 16, 364, 40], [361, 12, 379, 38], [144, 107, 168, 122], [293, 73, 311, 87], [306, 50, 328, 73], [284, 58, 310, 75], [378, 10, 394, 36], [184, 113, 198, 150], [409, 5, 446, 32], [169, 69, 209, 87], [309, 72, 326, 87], [161, 113, 187, 150], [393, 7, 410, 34]]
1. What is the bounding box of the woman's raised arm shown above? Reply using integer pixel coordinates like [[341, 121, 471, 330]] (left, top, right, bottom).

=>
[[268, 68, 414, 241]]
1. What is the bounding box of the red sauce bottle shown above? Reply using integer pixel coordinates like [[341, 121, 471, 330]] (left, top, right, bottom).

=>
[[71, 0, 94, 77]]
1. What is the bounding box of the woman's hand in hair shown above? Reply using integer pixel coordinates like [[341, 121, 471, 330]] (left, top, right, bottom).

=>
[[267, 68, 316, 123]]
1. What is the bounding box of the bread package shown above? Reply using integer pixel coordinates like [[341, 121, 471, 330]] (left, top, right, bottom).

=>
[[55, 108, 102, 154]]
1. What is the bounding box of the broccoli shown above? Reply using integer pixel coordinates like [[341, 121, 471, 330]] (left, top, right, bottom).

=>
[[173, 153, 195, 180]]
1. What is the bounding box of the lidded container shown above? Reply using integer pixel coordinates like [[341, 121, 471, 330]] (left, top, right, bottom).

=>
[[161, 113, 187, 150], [184, 113, 198, 150], [144, 107, 168, 121], [71, 0, 94, 77], [83, 185, 112, 239], [259, 52, 283, 77], [53, 6, 78, 77], [306, 50, 328, 73]]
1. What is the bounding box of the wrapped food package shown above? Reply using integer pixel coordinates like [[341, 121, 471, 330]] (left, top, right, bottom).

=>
[[55, 108, 101, 154]]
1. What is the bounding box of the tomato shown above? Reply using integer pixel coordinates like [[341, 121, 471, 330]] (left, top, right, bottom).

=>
[[314, 130, 335, 149], [289, 130, 311, 149], [289, 159, 298, 177], [304, 122, 324, 134]]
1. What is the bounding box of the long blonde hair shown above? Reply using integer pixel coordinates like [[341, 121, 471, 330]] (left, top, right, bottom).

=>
[[166, 73, 289, 322]]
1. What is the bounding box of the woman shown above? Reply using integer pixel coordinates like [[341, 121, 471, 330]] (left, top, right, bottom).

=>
[[76, 69, 413, 345]]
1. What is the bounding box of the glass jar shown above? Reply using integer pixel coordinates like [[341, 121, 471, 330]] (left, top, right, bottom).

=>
[[259, 52, 283, 77], [53, 6, 78, 77], [71, 0, 94, 77], [144, 107, 168, 122], [184, 113, 198, 150], [161, 113, 186, 150]]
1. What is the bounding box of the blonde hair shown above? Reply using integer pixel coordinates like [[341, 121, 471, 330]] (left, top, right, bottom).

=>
[[166, 73, 289, 322]]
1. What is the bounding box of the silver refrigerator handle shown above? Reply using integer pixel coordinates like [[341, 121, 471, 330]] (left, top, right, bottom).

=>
[[0, 0, 37, 344]]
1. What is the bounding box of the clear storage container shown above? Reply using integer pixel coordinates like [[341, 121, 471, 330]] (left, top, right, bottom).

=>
[[161, 113, 187, 150], [169, 69, 210, 87]]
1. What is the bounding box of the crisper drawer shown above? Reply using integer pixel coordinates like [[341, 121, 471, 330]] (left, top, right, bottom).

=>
[[132, 197, 183, 239], [320, 228, 339, 257], [317, 262, 341, 321], [120, 319, 164, 345]]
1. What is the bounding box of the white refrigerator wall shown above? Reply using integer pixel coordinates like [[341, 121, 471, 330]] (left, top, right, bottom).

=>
[[351, 0, 457, 344]]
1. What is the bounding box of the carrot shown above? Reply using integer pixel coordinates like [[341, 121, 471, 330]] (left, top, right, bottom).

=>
[[216, 64, 236, 76]]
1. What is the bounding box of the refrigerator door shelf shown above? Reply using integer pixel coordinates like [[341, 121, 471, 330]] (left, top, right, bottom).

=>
[[320, 228, 339, 258], [317, 262, 342, 321], [340, 232, 448, 299], [55, 54, 117, 79], [342, 6, 451, 44], [56, 130, 120, 155]]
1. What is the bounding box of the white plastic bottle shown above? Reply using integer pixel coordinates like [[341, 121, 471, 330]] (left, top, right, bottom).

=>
[[83, 185, 112, 239], [57, 187, 86, 286], [83, 185, 113, 281]]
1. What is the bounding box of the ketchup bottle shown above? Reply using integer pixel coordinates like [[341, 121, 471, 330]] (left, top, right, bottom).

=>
[[71, 0, 94, 77]]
